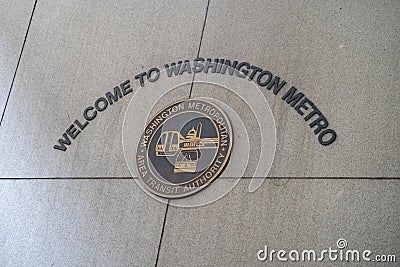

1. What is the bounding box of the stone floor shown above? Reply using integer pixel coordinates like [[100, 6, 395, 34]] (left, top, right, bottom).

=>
[[0, 1, 399, 266]]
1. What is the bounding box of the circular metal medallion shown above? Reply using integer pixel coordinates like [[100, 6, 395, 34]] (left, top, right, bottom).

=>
[[135, 98, 233, 198]]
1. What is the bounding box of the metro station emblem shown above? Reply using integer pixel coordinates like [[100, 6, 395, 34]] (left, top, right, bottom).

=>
[[135, 98, 233, 198]]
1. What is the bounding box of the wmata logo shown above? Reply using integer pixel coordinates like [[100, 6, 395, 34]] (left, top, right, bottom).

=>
[[135, 98, 232, 198]]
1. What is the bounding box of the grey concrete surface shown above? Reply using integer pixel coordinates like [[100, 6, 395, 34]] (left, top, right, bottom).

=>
[[158, 179, 400, 266], [194, 0, 400, 177], [0, 179, 166, 267], [0, 0, 398, 267], [0, 0, 398, 178], [0, 0, 35, 113], [0, 0, 206, 177]]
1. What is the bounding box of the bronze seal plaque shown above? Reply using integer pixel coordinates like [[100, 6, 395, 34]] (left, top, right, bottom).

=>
[[135, 98, 233, 198]]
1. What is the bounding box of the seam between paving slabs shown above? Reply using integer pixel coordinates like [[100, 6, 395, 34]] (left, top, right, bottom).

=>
[[0, 177, 399, 180], [155, 0, 211, 266], [188, 0, 211, 99], [0, 0, 38, 128]]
